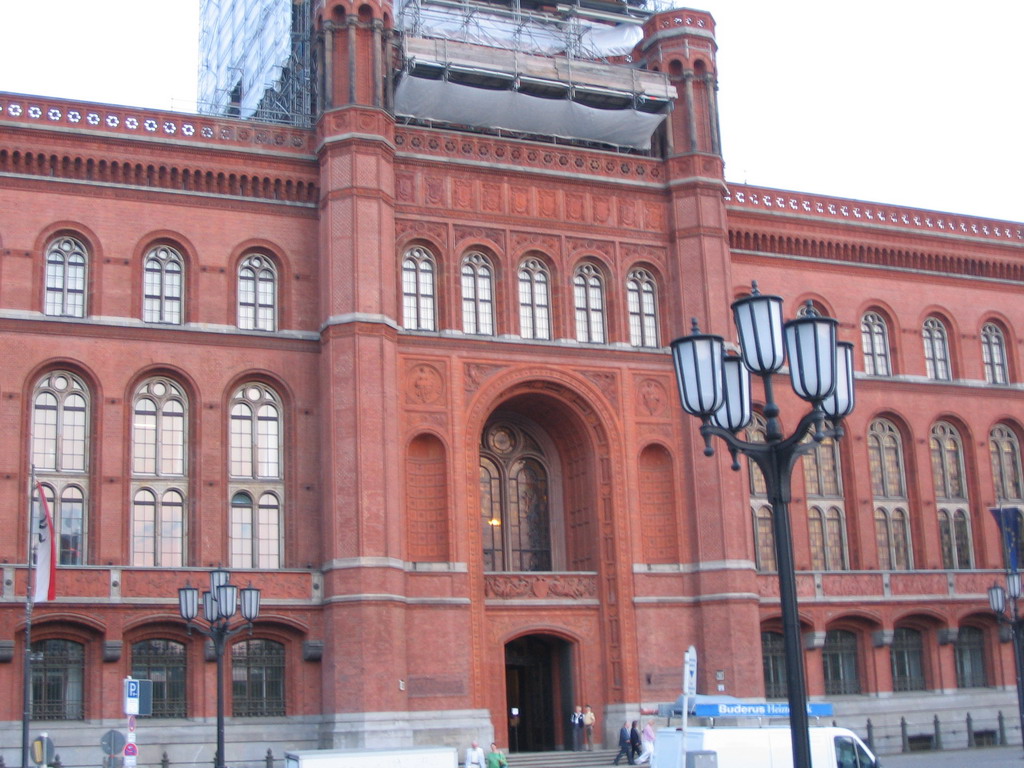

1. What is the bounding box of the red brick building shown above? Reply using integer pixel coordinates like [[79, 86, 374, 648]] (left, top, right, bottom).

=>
[[1, 1, 1022, 764]]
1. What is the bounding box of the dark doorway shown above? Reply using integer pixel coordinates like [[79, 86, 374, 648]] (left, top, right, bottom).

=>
[[505, 634, 574, 752]]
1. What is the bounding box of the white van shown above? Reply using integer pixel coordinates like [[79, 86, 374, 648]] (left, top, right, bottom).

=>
[[284, 746, 457, 768], [651, 726, 879, 768]]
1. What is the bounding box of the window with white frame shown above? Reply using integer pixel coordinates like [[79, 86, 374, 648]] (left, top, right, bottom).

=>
[[573, 263, 605, 343], [518, 258, 551, 340], [131, 378, 187, 567], [238, 254, 277, 331], [990, 424, 1024, 504], [747, 414, 776, 571], [922, 317, 950, 381], [868, 419, 911, 570], [982, 322, 1009, 384], [44, 236, 87, 317], [402, 246, 436, 331], [860, 311, 891, 376], [461, 252, 494, 335], [143, 246, 184, 324], [31, 371, 89, 565], [803, 436, 848, 570], [229, 384, 283, 568], [626, 268, 659, 348], [931, 421, 972, 569]]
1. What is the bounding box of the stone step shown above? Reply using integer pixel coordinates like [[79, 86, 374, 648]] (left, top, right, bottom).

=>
[[507, 749, 623, 768]]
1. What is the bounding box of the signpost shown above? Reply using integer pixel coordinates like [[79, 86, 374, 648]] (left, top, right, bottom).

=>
[[121, 677, 150, 768]]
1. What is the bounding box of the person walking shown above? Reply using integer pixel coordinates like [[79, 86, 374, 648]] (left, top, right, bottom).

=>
[[613, 721, 634, 765], [636, 719, 656, 764], [465, 741, 486, 768], [630, 720, 642, 763], [485, 742, 508, 768]]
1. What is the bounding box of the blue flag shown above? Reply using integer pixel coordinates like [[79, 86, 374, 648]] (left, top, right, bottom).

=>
[[990, 506, 1022, 572]]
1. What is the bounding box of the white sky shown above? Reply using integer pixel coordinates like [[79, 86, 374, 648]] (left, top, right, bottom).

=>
[[0, 0, 1021, 223]]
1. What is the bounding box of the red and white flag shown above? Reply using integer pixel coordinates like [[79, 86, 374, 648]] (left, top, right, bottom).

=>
[[33, 483, 56, 603]]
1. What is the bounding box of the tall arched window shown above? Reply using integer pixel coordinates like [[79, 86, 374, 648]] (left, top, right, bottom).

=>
[[761, 631, 786, 699], [982, 322, 1009, 384], [868, 419, 911, 570], [747, 414, 775, 571], [922, 317, 950, 380], [461, 251, 494, 335], [822, 629, 860, 695], [143, 245, 184, 324], [954, 626, 986, 688], [480, 421, 552, 572], [626, 268, 659, 348], [232, 639, 285, 716], [402, 246, 436, 331], [931, 421, 972, 569], [238, 254, 277, 331], [891, 627, 926, 692], [990, 425, 1024, 504], [229, 384, 283, 568], [131, 639, 187, 717], [44, 236, 87, 317], [31, 372, 89, 565], [860, 312, 891, 376], [131, 378, 188, 566], [573, 263, 605, 343], [31, 639, 84, 720], [803, 436, 847, 570], [518, 258, 551, 340]]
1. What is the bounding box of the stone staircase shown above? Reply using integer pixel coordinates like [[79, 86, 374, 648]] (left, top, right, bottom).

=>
[[507, 749, 622, 768]]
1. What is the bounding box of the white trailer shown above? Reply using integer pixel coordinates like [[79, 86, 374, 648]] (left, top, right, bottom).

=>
[[651, 726, 878, 768], [285, 746, 458, 768]]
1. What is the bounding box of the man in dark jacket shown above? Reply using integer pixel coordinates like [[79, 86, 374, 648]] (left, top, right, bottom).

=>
[[613, 721, 634, 765], [629, 721, 642, 762]]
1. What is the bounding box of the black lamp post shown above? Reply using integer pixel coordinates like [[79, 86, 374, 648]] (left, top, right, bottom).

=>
[[178, 569, 261, 768], [670, 283, 855, 768], [988, 567, 1024, 749]]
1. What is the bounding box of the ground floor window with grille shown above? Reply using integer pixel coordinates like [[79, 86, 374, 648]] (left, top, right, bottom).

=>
[[761, 631, 786, 699], [954, 626, 987, 688], [890, 627, 926, 692], [822, 629, 861, 695], [31, 639, 84, 720], [232, 638, 285, 716], [131, 639, 187, 717]]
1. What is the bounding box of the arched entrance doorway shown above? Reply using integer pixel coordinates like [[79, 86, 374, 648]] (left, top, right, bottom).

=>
[[505, 634, 574, 752]]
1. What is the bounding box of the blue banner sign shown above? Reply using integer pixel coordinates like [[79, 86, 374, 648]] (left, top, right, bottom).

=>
[[694, 702, 834, 718]]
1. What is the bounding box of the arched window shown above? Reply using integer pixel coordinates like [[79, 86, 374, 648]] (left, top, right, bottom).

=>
[[626, 268, 659, 348], [822, 629, 860, 695], [44, 236, 87, 317], [402, 246, 436, 331], [143, 245, 184, 324], [990, 425, 1024, 504], [922, 317, 950, 380], [132, 489, 185, 567], [31, 372, 90, 565], [480, 421, 552, 572], [860, 312, 891, 376], [891, 627, 926, 692], [931, 422, 972, 569], [131, 639, 186, 717], [31, 639, 84, 720], [982, 322, 1009, 384], [868, 420, 911, 570], [954, 626, 986, 689], [573, 263, 605, 343], [461, 251, 494, 335], [518, 258, 551, 340], [747, 414, 775, 571], [761, 631, 786, 699], [231, 638, 285, 717], [238, 254, 277, 331], [229, 384, 283, 568], [803, 435, 847, 570]]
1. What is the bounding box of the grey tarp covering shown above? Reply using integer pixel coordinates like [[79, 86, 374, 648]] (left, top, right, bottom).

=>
[[394, 74, 667, 150]]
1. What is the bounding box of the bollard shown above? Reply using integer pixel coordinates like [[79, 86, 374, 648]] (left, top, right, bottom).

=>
[[52, 756, 62, 768], [266, 748, 275, 768], [866, 719, 874, 752], [999, 710, 1007, 746], [900, 716, 909, 753], [933, 714, 941, 751], [162, 752, 170, 768], [967, 713, 974, 748]]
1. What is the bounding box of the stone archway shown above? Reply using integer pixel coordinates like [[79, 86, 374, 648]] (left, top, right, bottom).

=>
[[504, 633, 574, 752]]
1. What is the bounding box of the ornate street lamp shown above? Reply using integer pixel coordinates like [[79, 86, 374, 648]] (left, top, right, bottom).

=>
[[670, 283, 855, 768], [989, 506, 1024, 751], [178, 569, 261, 768]]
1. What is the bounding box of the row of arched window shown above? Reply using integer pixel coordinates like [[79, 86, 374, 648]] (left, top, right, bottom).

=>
[[750, 414, 1024, 573], [32, 372, 283, 568], [403, 245, 662, 347], [862, 310, 1011, 384], [44, 235, 279, 331], [762, 623, 989, 698], [30, 636, 284, 721]]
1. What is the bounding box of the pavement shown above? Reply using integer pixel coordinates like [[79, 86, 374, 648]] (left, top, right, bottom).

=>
[[878, 746, 1024, 767]]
